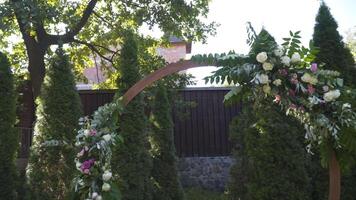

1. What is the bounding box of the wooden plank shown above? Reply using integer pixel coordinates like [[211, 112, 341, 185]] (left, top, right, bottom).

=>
[[122, 60, 211, 105], [196, 91, 204, 156], [190, 91, 199, 156], [212, 90, 221, 155]]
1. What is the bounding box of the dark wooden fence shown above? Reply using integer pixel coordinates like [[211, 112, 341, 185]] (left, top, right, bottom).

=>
[[18, 88, 241, 158]]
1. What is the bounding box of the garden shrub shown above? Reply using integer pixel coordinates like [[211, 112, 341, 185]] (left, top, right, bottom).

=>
[[27, 48, 82, 199], [228, 102, 310, 200], [227, 104, 256, 200], [150, 84, 184, 200], [313, 2, 356, 86], [313, 3, 356, 199], [0, 51, 18, 199], [112, 31, 153, 200], [227, 29, 310, 200]]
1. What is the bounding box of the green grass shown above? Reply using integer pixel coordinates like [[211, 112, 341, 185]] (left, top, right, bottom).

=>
[[185, 188, 228, 200]]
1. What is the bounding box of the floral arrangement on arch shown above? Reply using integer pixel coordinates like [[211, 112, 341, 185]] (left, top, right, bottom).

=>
[[73, 100, 123, 200], [193, 31, 356, 153]]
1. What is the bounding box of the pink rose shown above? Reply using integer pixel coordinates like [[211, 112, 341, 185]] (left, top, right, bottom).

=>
[[279, 68, 288, 76], [289, 104, 297, 110], [310, 63, 318, 73], [307, 84, 315, 95], [274, 95, 281, 103]]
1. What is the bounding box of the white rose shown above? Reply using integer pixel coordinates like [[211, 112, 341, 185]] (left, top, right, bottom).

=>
[[262, 62, 273, 71], [102, 183, 111, 192], [96, 196, 102, 200], [291, 52, 301, 63], [256, 74, 269, 84], [262, 85, 271, 94], [323, 90, 341, 102], [102, 134, 111, 142], [273, 79, 282, 86], [92, 192, 98, 198], [75, 141, 81, 147], [256, 52, 268, 63], [342, 103, 351, 109], [76, 161, 82, 169], [84, 129, 90, 137], [301, 73, 318, 85], [102, 171, 112, 181], [273, 47, 284, 57], [281, 56, 291, 66]]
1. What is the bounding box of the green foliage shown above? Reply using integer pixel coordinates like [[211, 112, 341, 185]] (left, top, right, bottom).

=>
[[227, 105, 256, 200], [184, 188, 227, 200], [112, 31, 153, 200], [313, 3, 356, 197], [226, 29, 310, 200], [73, 100, 124, 200], [1, 0, 216, 81], [27, 48, 82, 200], [150, 84, 184, 200], [313, 2, 356, 86], [228, 103, 310, 200], [0, 51, 18, 199]]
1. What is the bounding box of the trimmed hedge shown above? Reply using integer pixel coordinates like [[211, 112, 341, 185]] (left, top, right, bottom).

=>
[[313, 3, 356, 199], [228, 29, 310, 200], [151, 84, 184, 200], [112, 31, 153, 200], [228, 103, 310, 200], [0, 51, 18, 199], [27, 48, 82, 199]]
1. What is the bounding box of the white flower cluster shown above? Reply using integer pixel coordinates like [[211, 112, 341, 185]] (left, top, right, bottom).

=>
[[41, 139, 67, 147], [301, 73, 318, 85], [256, 52, 268, 63], [74, 101, 123, 200], [323, 90, 341, 102]]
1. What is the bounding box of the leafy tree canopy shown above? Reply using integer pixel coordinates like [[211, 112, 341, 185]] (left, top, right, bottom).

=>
[[0, 0, 216, 90]]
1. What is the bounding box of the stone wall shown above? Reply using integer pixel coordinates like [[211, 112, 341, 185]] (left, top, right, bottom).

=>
[[178, 156, 234, 191]]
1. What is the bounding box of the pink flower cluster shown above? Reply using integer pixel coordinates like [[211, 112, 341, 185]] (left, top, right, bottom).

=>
[[89, 129, 97, 136], [80, 159, 95, 174]]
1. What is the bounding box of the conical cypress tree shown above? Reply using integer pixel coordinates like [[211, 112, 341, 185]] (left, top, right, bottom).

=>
[[112, 31, 153, 200], [313, 2, 356, 86], [313, 3, 356, 199], [228, 30, 310, 199], [0, 52, 18, 199], [151, 84, 184, 200], [27, 48, 82, 200]]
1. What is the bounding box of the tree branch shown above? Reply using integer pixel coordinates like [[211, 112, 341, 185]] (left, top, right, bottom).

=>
[[92, 11, 115, 29], [11, 1, 38, 48], [73, 39, 114, 63], [47, 0, 98, 45]]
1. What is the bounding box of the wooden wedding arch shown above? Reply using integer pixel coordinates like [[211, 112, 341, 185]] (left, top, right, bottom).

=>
[[122, 60, 341, 200]]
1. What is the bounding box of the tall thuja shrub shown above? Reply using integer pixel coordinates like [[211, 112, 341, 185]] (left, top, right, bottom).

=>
[[227, 106, 257, 200], [228, 29, 309, 199], [246, 102, 310, 200], [0, 52, 18, 199], [150, 84, 184, 200], [313, 3, 356, 199], [313, 2, 356, 86], [112, 31, 153, 200], [27, 48, 82, 200]]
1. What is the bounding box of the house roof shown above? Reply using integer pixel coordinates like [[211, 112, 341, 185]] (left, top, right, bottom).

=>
[[168, 36, 192, 54]]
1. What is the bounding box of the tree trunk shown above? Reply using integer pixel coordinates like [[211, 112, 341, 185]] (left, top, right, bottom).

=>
[[329, 150, 341, 200], [17, 38, 48, 172], [26, 42, 47, 98]]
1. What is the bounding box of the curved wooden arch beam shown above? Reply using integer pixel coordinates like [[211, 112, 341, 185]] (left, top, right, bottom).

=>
[[122, 60, 212, 105], [122, 59, 342, 200]]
